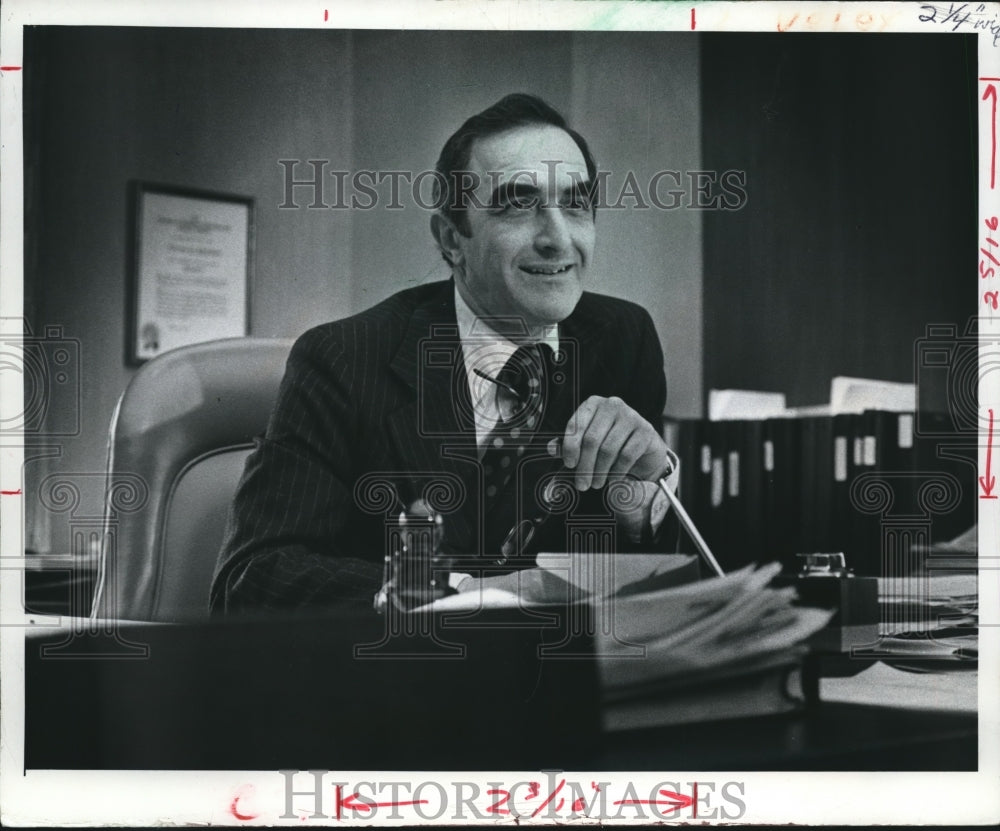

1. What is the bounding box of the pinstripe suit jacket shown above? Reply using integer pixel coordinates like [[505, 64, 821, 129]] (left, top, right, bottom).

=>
[[210, 279, 667, 613]]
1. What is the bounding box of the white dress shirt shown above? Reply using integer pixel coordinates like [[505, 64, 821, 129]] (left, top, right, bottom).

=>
[[453, 286, 560, 453], [451, 286, 674, 554]]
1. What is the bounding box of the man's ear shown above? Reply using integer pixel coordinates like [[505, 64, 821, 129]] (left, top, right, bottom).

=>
[[430, 212, 464, 269]]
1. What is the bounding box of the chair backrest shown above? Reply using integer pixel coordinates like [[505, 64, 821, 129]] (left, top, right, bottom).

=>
[[91, 337, 293, 622]]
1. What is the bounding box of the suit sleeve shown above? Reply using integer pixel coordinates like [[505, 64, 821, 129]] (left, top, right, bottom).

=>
[[623, 305, 676, 549], [625, 305, 668, 433], [210, 327, 383, 614]]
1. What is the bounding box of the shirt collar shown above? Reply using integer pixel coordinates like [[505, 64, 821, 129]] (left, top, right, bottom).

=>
[[454, 285, 560, 435]]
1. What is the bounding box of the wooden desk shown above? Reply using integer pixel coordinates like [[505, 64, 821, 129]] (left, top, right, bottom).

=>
[[22, 611, 976, 772]]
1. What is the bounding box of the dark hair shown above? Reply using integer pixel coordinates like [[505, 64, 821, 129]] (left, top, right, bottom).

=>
[[433, 93, 598, 239]]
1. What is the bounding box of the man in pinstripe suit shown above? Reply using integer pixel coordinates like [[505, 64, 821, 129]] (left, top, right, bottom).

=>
[[211, 94, 674, 613]]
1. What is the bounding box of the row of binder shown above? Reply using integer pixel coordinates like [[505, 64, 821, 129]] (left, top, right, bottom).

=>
[[663, 411, 976, 576]]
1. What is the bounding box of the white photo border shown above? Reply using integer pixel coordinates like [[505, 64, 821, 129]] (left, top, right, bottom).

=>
[[1, 0, 997, 826]]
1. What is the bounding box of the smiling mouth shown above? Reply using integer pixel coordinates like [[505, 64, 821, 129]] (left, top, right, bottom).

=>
[[520, 264, 574, 276]]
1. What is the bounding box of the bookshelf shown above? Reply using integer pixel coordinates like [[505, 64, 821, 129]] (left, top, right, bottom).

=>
[[663, 410, 975, 577]]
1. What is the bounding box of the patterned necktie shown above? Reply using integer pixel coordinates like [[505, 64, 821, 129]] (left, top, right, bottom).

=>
[[480, 343, 550, 563]]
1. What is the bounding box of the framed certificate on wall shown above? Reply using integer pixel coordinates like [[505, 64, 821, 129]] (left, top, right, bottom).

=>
[[128, 182, 253, 364]]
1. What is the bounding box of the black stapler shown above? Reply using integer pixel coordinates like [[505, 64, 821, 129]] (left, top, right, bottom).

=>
[[775, 553, 879, 654]]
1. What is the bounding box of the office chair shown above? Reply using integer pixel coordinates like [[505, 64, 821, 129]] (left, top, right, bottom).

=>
[[90, 337, 293, 622]]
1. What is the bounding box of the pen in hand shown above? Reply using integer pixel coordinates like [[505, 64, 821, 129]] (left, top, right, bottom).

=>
[[547, 437, 725, 578]]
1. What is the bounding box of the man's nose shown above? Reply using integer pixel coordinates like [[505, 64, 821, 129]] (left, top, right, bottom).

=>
[[533, 206, 572, 253]]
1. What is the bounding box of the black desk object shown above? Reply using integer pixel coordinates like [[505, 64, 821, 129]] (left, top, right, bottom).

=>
[[26, 608, 599, 771], [24, 609, 976, 772]]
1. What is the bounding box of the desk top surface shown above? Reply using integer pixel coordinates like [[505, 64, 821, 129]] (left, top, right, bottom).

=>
[[20, 612, 977, 772]]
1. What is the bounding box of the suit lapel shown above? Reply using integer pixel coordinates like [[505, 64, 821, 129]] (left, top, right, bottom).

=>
[[382, 287, 616, 559], [540, 295, 614, 436], [385, 282, 480, 552]]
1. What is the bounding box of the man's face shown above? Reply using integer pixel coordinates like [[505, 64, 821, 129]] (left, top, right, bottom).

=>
[[451, 124, 595, 329]]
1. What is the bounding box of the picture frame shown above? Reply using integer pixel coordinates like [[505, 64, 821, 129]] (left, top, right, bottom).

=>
[[128, 181, 253, 364]]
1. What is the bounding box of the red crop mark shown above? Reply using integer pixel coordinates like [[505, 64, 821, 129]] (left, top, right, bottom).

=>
[[691, 8, 696, 29], [984, 84, 997, 189], [0, 66, 21, 71], [486, 789, 510, 815], [531, 778, 565, 818], [230, 785, 259, 821], [0, 489, 21, 496], [981, 408, 997, 498], [324, 9, 329, 21], [613, 788, 694, 812], [337, 789, 430, 815], [777, 12, 798, 31], [982, 217, 1000, 312]]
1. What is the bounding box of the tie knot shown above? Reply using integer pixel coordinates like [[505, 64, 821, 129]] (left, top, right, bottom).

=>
[[496, 343, 548, 421]]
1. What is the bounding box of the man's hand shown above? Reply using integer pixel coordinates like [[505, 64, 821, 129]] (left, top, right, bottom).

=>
[[558, 395, 669, 490]]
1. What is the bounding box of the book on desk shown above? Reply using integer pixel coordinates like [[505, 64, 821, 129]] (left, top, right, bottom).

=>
[[418, 556, 834, 731]]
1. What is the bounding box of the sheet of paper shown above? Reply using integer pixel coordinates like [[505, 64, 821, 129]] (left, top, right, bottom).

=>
[[821, 662, 977, 714], [535, 551, 698, 599]]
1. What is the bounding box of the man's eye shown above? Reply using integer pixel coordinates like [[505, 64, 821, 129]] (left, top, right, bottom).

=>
[[496, 195, 538, 212]]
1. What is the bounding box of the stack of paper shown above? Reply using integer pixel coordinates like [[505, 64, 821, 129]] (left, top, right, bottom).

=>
[[829, 375, 915, 413], [594, 562, 834, 730], [422, 556, 836, 730], [878, 573, 977, 636], [708, 388, 787, 420], [857, 570, 979, 665], [596, 561, 833, 691], [925, 524, 978, 570]]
